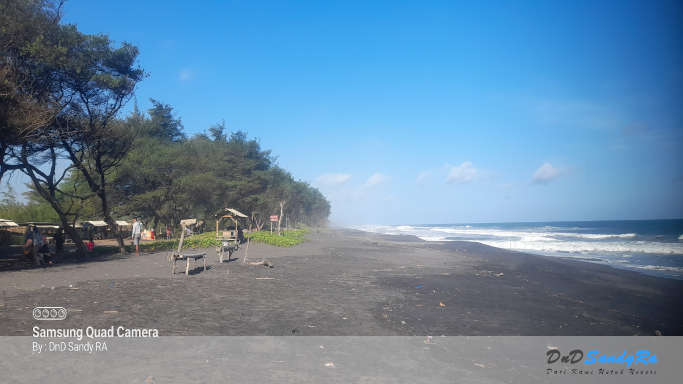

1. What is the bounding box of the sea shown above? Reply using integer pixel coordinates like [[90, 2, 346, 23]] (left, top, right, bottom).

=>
[[356, 220, 683, 280]]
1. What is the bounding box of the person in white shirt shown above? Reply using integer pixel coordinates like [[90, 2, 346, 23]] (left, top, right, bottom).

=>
[[131, 217, 143, 256]]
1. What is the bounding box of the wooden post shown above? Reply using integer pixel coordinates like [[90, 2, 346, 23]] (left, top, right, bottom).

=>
[[242, 237, 250, 264]]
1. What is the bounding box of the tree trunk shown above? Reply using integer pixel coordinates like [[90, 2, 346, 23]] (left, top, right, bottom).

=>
[[277, 200, 285, 236], [20, 147, 87, 258], [98, 185, 126, 257], [58, 211, 86, 258], [103, 215, 125, 256]]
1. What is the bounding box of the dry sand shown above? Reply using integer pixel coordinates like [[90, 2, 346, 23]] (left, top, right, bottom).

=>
[[1, 228, 681, 335]]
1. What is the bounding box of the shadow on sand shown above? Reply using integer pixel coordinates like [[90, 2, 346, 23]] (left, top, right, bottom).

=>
[[0, 245, 131, 272]]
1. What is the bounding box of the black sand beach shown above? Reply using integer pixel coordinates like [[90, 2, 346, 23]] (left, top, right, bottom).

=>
[[1, 229, 681, 336]]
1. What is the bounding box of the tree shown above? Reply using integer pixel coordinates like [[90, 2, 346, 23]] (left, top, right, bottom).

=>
[[54, 27, 144, 256], [1, 0, 144, 256], [0, 0, 64, 182], [147, 99, 185, 142]]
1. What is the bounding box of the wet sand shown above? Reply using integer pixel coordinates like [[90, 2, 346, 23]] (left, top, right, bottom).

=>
[[1, 228, 681, 335]]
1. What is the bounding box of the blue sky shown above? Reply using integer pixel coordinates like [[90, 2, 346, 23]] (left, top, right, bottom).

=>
[[7, 0, 682, 225]]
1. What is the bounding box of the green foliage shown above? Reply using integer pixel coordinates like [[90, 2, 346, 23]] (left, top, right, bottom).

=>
[[0, 199, 60, 223], [1, 0, 330, 245], [94, 231, 220, 255], [92, 229, 308, 256], [246, 229, 308, 247], [113, 110, 330, 232], [0, 182, 59, 222]]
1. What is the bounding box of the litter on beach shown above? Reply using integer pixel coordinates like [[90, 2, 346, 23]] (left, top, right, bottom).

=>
[[248, 260, 274, 268]]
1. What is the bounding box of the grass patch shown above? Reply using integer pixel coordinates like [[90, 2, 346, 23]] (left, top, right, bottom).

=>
[[92, 232, 221, 255], [245, 229, 308, 247], [89, 229, 309, 256]]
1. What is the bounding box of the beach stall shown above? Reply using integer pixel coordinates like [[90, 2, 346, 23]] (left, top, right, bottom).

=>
[[81, 220, 109, 240], [115, 220, 131, 235], [0, 219, 19, 227], [215, 208, 248, 263], [0, 219, 19, 245]]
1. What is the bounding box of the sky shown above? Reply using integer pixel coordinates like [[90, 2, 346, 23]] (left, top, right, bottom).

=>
[[5, 0, 682, 225]]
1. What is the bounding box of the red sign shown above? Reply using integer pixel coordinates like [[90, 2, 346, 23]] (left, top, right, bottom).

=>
[[269, 215, 278, 222]]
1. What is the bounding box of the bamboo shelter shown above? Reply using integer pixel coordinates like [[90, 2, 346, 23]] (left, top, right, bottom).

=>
[[215, 208, 248, 263]]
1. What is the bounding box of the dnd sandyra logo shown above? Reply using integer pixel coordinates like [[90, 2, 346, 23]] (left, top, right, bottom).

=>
[[546, 348, 658, 376]]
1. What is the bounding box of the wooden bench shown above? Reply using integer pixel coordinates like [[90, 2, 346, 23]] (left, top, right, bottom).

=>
[[168, 219, 206, 276]]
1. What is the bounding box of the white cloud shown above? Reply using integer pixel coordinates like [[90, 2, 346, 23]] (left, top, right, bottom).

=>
[[364, 173, 389, 188], [532, 162, 561, 184], [446, 161, 478, 184], [179, 68, 193, 81], [416, 170, 432, 183], [316, 173, 352, 186]]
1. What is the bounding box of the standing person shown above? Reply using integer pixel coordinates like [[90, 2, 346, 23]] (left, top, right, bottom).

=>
[[166, 226, 171, 240], [131, 217, 142, 256], [87, 228, 94, 252]]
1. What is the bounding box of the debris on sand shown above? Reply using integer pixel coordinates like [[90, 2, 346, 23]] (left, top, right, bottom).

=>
[[475, 270, 505, 278], [248, 260, 274, 268], [474, 363, 486, 368], [324, 362, 335, 368]]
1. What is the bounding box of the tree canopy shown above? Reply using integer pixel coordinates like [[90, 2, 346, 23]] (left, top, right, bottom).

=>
[[0, 0, 330, 249]]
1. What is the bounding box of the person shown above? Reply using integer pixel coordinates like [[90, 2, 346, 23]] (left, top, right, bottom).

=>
[[131, 217, 142, 256], [23, 225, 48, 266], [166, 226, 171, 240], [87, 227, 94, 252]]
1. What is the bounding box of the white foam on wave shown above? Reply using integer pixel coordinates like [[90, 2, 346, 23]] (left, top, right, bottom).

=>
[[476, 239, 683, 255], [637, 265, 683, 273], [426, 226, 636, 240], [358, 225, 683, 255], [679, 234, 683, 241]]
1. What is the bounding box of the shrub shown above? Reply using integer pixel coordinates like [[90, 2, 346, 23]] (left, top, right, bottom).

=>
[[245, 229, 308, 247]]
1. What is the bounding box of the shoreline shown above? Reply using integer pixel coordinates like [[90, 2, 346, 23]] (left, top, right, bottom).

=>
[[348, 223, 683, 281], [1, 228, 681, 336]]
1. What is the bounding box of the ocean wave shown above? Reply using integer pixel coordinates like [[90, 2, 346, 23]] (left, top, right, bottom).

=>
[[359, 225, 683, 255], [425, 227, 637, 241], [472, 239, 683, 255], [636, 265, 683, 273]]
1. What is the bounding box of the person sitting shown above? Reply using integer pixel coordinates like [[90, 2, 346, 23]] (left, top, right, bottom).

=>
[[23, 225, 49, 266]]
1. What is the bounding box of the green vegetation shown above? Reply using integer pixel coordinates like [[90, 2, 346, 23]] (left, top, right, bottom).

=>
[[91, 230, 308, 256], [0, 1, 330, 258], [246, 229, 308, 247], [0, 184, 60, 223]]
